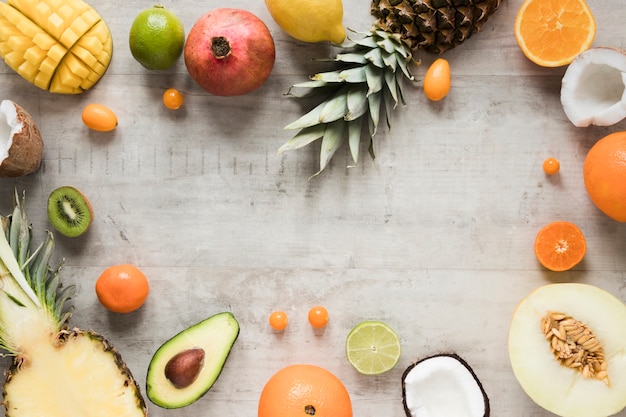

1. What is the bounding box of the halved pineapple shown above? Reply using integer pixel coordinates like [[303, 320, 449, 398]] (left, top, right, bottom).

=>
[[0, 0, 112, 94], [0, 191, 146, 416]]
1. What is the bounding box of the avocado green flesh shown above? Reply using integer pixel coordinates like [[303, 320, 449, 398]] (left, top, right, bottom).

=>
[[146, 312, 240, 409]]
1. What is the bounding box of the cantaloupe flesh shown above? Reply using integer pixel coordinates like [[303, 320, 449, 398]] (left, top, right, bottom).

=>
[[509, 283, 626, 417]]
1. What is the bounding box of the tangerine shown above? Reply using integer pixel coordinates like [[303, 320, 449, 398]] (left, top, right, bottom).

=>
[[258, 364, 352, 417], [534, 221, 586, 272], [583, 131, 626, 222], [514, 0, 596, 67], [95, 264, 150, 313]]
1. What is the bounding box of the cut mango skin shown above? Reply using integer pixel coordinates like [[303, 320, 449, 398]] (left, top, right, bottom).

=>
[[0, 0, 112, 94]]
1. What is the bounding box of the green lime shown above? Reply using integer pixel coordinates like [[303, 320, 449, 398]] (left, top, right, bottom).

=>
[[346, 320, 401, 375], [129, 5, 185, 70]]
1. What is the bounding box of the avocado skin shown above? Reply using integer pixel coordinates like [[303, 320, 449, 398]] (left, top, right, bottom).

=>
[[146, 311, 240, 409]]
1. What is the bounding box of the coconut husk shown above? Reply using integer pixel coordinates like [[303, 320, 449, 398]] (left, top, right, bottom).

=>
[[0, 101, 44, 177]]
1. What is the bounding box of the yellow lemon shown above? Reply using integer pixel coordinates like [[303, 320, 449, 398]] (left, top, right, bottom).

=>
[[265, 0, 346, 44]]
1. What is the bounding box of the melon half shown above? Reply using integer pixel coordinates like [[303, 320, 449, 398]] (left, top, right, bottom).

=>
[[508, 283, 626, 417]]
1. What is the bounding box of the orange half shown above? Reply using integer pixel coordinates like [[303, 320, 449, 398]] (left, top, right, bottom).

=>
[[514, 0, 596, 67], [534, 221, 587, 272]]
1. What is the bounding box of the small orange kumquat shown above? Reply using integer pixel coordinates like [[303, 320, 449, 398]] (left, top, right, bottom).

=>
[[543, 157, 560, 175], [308, 306, 329, 328], [269, 311, 288, 331], [163, 88, 184, 109]]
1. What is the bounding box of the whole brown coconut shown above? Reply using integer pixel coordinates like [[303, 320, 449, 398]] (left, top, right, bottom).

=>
[[184, 8, 275, 96], [0, 100, 43, 177]]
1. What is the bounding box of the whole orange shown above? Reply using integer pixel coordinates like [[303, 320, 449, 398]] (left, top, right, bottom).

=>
[[95, 264, 150, 313], [258, 364, 352, 417], [583, 131, 626, 222]]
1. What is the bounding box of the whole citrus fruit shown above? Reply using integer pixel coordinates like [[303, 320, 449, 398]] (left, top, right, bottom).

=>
[[258, 364, 352, 417], [264, 0, 346, 44], [95, 264, 150, 313], [129, 6, 185, 70], [583, 131, 626, 222]]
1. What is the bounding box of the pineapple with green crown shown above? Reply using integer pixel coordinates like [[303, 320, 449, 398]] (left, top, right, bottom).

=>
[[0, 191, 146, 417], [278, 0, 503, 176]]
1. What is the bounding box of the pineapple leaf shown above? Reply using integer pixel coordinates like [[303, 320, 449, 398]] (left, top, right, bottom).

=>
[[376, 37, 398, 55], [364, 48, 384, 68], [319, 86, 349, 123], [338, 67, 367, 83], [352, 35, 378, 49], [280, 25, 415, 175], [383, 87, 394, 130], [290, 80, 329, 89], [345, 84, 369, 121], [396, 55, 414, 81], [4, 291, 26, 307], [311, 70, 342, 83], [368, 138, 376, 160], [315, 120, 346, 177], [9, 203, 20, 260], [335, 53, 367, 64], [278, 124, 326, 153], [284, 100, 327, 130], [365, 65, 384, 96], [382, 50, 397, 72], [0, 219, 40, 307], [384, 68, 399, 107], [348, 118, 363, 165], [368, 91, 383, 136]]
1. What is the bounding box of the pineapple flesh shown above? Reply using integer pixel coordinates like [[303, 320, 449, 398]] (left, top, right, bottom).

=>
[[0, 192, 146, 417], [279, 0, 502, 175], [0, 0, 112, 94]]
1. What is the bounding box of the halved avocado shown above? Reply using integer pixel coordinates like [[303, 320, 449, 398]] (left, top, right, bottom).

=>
[[146, 311, 240, 408]]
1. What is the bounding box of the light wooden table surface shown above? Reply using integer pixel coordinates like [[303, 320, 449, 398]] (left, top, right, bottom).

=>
[[1, 0, 625, 416]]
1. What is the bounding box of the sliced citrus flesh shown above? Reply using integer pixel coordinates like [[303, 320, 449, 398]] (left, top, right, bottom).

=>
[[514, 0, 596, 67], [534, 221, 586, 272], [346, 321, 401, 375]]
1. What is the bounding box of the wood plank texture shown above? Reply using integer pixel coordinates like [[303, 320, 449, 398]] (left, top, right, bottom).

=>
[[0, 0, 625, 416]]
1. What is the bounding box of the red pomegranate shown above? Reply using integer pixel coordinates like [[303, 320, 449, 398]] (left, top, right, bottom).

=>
[[184, 8, 276, 96]]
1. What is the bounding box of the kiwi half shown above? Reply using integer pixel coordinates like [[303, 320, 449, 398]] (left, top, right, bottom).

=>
[[47, 186, 93, 238]]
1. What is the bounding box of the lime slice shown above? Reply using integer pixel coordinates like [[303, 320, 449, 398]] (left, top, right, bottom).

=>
[[346, 321, 401, 375]]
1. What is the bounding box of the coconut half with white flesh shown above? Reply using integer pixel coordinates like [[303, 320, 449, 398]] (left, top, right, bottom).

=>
[[561, 47, 626, 127], [0, 100, 43, 177], [509, 283, 626, 417], [402, 353, 490, 417]]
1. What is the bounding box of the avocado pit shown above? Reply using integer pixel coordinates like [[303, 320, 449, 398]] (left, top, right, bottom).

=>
[[165, 348, 205, 389]]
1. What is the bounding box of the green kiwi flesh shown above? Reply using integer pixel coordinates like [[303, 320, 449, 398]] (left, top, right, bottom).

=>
[[47, 186, 93, 237]]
